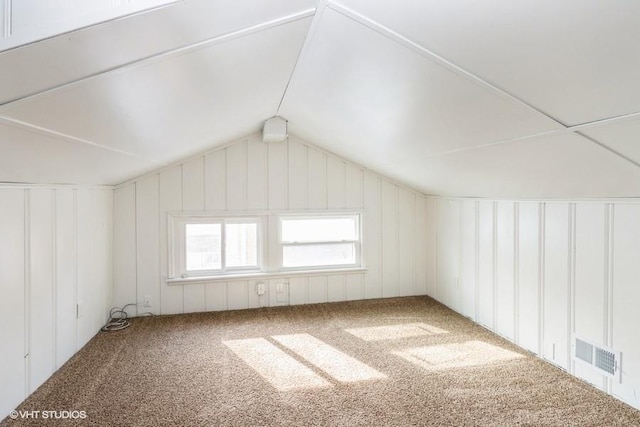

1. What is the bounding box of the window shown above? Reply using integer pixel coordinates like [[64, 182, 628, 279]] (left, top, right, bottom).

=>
[[172, 216, 262, 278], [279, 215, 361, 269]]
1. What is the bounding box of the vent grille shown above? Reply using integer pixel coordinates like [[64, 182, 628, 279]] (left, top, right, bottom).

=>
[[595, 348, 616, 375], [572, 335, 620, 382], [575, 338, 593, 364]]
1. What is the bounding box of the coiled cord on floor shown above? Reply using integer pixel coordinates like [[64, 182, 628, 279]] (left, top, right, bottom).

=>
[[101, 304, 137, 332]]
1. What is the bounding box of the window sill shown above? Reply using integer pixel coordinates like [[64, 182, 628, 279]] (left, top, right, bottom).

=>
[[166, 267, 368, 285]]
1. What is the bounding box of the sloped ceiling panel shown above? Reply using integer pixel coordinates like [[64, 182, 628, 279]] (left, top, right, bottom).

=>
[[336, 0, 640, 126], [1, 0, 179, 52], [0, 121, 154, 184], [0, 17, 312, 173], [0, 0, 316, 104], [379, 133, 640, 198], [580, 118, 640, 165], [279, 7, 560, 177], [3, 0, 640, 197]]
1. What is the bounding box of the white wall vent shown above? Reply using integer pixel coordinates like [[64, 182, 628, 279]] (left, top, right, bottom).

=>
[[572, 335, 621, 382]]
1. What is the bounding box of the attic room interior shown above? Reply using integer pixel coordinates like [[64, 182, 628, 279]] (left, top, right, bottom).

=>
[[2, 0, 640, 425]]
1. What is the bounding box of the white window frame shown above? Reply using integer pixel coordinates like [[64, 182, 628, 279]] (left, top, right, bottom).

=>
[[277, 213, 362, 271], [169, 214, 265, 279]]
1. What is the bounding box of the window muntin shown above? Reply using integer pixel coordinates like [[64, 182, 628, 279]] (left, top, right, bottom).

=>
[[279, 215, 361, 270]]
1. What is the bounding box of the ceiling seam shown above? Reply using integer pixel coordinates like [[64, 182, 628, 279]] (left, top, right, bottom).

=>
[[403, 110, 640, 164], [573, 132, 640, 170], [565, 112, 640, 173], [565, 111, 640, 132], [368, 128, 640, 175], [275, 0, 330, 116], [0, 8, 316, 108], [0, 115, 165, 165], [327, 1, 568, 130], [0, 0, 181, 54], [328, 1, 640, 173]]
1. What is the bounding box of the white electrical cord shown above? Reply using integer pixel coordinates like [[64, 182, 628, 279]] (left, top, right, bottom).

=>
[[101, 304, 137, 332]]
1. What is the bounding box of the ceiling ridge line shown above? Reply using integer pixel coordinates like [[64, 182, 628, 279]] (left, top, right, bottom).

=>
[[0, 8, 316, 108], [327, 1, 568, 131], [0, 115, 164, 165], [275, 0, 329, 116]]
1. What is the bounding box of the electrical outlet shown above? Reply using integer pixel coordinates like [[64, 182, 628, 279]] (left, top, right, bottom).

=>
[[256, 282, 266, 296], [276, 282, 288, 303], [143, 295, 152, 307]]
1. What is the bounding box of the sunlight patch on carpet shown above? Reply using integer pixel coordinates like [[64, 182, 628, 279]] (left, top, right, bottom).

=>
[[393, 340, 524, 371], [223, 338, 331, 391], [272, 333, 387, 382], [345, 322, 448, 341]]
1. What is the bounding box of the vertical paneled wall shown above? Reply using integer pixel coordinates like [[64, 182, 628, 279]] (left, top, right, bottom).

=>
[[0, 186, 113, 420], [431, 197, 640, 411], [113, 134, 430, 316]]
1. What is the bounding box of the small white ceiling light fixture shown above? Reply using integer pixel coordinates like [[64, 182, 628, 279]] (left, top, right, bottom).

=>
[[263, 116, 288, 143]]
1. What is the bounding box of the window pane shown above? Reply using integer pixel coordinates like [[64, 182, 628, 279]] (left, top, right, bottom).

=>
[[186, 224, 221, 271], [225, 223, 258, 268], [281, 217, 357, 243], [283, 243, 356, 268]]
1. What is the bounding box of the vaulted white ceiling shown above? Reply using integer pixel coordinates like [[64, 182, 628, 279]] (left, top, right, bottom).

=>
[[2, 0, 640, 197]]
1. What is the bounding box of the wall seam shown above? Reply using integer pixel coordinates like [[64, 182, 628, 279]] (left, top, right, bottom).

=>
[[458, 200, 463, 311], [23, 189, 30, 396], [606, 203, 614, 394], [414, 196, 418, 296], [201, 155, 206, 211], [539, 202, 545, 357], [179, 165, 184, 313], [73, 189, 78, 353], [287, 141, 293, 210], [203, 155, 209, 306], [396, 185, 400, 297], [514, 202, 520, 345], [157, 175, 163, 315], [304, 145, 309, 209], [569, 203, 576, 374], [51, 189, 58, 372], [378, 177, 382, 299], [343, 161, 347, 209], [244, 140, 249, 211], [133, 183, 139, 316], [474, 201, 480, 321], [492, 201, 497, 330]]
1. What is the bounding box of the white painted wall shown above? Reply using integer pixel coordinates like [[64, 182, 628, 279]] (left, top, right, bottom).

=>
[[431, 197, 640, 411], [113, 134, 430, 316], [0, 185, 112, 421]]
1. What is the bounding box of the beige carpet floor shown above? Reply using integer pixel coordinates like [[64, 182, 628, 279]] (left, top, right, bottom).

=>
[[3, 296, 640, 426]]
